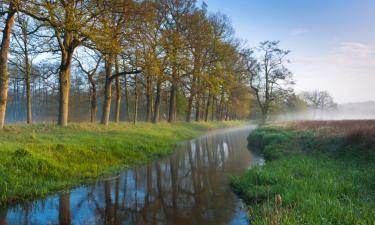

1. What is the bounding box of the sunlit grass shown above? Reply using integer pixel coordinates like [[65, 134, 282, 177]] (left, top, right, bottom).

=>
[[0, 120, 246, 206], [231, 123, 375, 224]]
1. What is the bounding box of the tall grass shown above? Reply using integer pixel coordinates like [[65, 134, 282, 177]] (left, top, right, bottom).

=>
[[0, 121, 245, 206], [231, 121, 375, 224]]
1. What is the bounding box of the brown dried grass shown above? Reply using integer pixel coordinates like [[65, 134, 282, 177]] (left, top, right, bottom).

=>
[[288, 120, 375, 146]]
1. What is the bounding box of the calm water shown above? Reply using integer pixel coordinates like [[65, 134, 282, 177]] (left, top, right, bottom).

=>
[[1, 126, 263, 225]]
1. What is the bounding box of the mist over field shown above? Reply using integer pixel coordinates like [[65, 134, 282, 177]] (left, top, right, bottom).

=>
[[274, 101, 375, 121]]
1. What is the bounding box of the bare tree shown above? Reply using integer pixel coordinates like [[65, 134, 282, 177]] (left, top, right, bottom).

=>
[[300, 90, 337, 118], [9, 13, 43, 124], [74, 51, 102, 123], [244, 41, 294, 124]]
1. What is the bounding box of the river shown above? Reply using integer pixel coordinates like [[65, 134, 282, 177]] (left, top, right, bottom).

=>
[[1, 126, 263, 225]]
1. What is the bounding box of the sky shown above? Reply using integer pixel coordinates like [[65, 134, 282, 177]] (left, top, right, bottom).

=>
[[200, 0, 375, 103]]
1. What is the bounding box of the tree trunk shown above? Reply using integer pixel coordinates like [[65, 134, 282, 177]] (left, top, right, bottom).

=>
[[195, 94, 200, 122], [90, 87, 97, 123], [14, 78, 18, 121], [218, 88, 225, 121], [23, 28, 32, 124], [225, 100, 230, 120], [124, 75, 130, 122], [87, 72, 97, 123], [58, 51, 73, 126], [114, 59, 121, 123], [152, 79, 161, 124], [260, 108, 268, 125], [186, 76, 196, 122], [26, 66, 32, 124], [115, 76, 121, 123], [0, 7, 16, 128], [146, 76, 152, 122], [186, 94, 193, 122], [168, 82, 176, 123], [211, 96, 215, 121], [194, 77, 202, 122], [101, 55, 113, 125], [200, 93, 206, 120], [204, 91, 211, 122], [133, 75, 138, 124]]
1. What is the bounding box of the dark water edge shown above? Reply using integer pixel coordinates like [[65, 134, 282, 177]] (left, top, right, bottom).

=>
[[1, 126, 263, 225]]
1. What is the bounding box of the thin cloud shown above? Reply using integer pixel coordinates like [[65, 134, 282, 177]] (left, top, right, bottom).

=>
[[291, 41, 375, 103], [329, 42, 375, 65], [295, 42, 375, 67], [289, 28, 310, 36]]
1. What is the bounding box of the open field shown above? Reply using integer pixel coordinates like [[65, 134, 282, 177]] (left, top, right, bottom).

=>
[[289, 120, 375, 135], [0, 121, 246, 206], [231, 120, 375, 224]]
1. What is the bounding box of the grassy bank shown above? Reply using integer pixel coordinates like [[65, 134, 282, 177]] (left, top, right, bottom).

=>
[[0, 121, 245, 206], [231, 121, 375, 225]]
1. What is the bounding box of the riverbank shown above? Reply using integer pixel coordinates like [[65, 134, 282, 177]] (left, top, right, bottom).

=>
[[231, 120, 375, 224], [0, 121, 246, 206]]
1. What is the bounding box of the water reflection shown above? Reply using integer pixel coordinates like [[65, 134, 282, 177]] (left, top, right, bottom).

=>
[[2, 127, 261, 225]]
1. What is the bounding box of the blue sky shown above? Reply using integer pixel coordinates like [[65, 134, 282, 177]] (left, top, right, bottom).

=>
[[201, 0, 375, 103]]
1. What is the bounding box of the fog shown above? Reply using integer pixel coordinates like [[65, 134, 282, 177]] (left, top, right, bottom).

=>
[[273, 101, 375, 122]]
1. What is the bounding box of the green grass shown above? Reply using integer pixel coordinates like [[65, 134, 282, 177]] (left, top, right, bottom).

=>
[[0, 121, 246, 206], [231, 126, 375, 225]]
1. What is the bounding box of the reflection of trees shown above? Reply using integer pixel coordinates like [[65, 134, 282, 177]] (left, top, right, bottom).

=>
[[169, 157, 178, 224], [104, 180, 112, 225], [7, 129, 255, 225], [155, 162, 168, 222], [0, 208, 7, 225], [93, 131, 253, 224], [59, 193, 71, 225]]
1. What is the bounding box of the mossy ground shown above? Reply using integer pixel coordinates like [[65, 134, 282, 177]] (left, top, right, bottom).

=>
[[231, 123, 375, 225], [0, 121, 245, 206]]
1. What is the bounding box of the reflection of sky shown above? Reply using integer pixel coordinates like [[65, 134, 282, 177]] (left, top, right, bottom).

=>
[[226, 201, 248, 225], [8, 195, 60, 224], [200, 0, 375, 103]]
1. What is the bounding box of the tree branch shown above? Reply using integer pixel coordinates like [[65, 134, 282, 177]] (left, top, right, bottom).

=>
[[109, 69, 142, 81]]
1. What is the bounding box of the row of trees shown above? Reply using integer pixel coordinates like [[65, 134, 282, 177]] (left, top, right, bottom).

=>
[[0, 0, 258, 128], [0, 1, 335, 128]]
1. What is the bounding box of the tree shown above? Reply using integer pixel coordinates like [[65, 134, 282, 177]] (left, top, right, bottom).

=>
[[269, 93, 308, 118], [243, 41, 294, 124], [21, 0, 99, 126], [74, 50, 102, 123], [0, 0, 18, 128], [92, 0, 142, 125], [300, 90, 336, 118], [182, 8, 212, 122], [10, 13, 43, 124], [132, 1, 165, 123], [159, 0, 196, 122], [204, 12, 236, 122]]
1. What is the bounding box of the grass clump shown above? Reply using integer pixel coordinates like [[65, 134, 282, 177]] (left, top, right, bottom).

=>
[[231, 121, 375, 225], [0, 121, 245, 206]]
